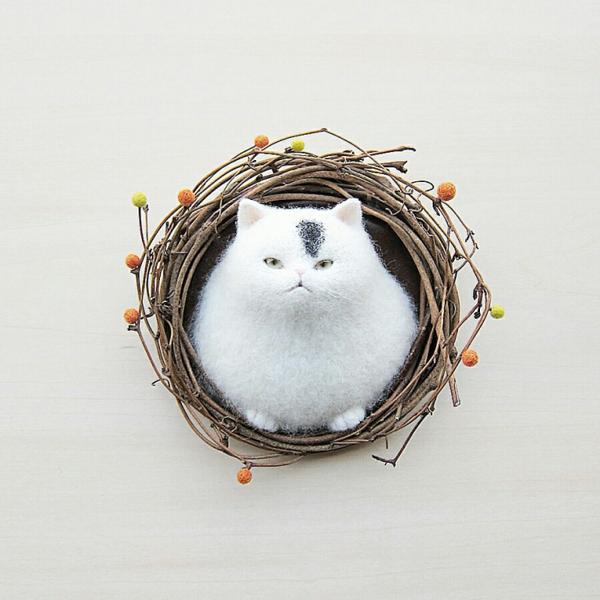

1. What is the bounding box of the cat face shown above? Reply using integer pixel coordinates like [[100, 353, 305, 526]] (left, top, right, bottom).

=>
[[218, 198, 381, 314]]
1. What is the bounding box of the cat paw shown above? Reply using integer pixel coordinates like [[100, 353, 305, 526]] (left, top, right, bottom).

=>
[[328, 406, 366, 432], [245, 409, 278, 432]]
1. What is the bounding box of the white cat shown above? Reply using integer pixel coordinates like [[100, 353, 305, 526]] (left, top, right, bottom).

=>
[[190, 197, 417, 433]]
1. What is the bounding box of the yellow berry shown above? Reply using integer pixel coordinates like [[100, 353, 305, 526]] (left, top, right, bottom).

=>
[[237, 467, 252, 484], [437, 182, 456, 202], [290, 139, 305, 152], [490, 304, 505, 319], [131, 192, 147, 208], [178, 188, 195, 207], [461, 349, 478, 367], [254, 134, 269, 149], [125, 254, 141, 269]]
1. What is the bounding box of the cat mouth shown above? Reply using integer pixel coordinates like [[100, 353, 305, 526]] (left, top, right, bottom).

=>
[[284, 283, 312, 293]]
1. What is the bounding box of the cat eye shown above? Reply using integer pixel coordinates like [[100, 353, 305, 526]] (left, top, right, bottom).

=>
[[264, 257, 283, 269], [315, 259, 333, 270]]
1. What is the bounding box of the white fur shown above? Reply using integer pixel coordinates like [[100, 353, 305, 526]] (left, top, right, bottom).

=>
[[190, 198, 418, 433]]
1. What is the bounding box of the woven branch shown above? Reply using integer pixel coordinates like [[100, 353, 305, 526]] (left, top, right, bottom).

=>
[[129, 128, 491, 470]]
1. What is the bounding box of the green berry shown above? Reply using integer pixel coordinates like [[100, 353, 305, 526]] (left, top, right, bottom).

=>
[[490, 304, 505, 319], [131, 192, 147, 208], [290, 139, 305, 152]]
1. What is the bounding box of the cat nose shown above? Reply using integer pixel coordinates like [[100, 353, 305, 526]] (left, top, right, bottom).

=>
[[294, 267, 305, 277]]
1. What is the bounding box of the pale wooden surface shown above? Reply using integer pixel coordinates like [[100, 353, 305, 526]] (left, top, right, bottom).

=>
[[1, 2, 599, 598]]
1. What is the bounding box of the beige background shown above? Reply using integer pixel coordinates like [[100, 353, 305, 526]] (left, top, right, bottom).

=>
[[1, 1, 599, 598]]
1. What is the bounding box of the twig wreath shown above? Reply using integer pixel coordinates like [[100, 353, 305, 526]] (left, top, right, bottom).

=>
[[124, 128, 503, 483]]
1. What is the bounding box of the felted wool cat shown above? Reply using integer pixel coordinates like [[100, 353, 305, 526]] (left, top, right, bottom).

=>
[[190, 197, 418, 433]]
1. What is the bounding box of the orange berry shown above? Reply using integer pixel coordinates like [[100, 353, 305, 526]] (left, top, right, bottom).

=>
[[178, 188, 195, 207], [437, 181, 456, 201], [123, 308, 140, 324], [237, 467, 252, 484], [461, 348, 479, 367], [254, 134, 269, 149], [125, 253, 141, 269]]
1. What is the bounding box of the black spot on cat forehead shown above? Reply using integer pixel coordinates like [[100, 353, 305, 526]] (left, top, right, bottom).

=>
[[296, 220, 325, 257]]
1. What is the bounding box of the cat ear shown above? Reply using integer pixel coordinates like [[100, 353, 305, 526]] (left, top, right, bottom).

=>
[[332, 198, 362, 227], [237, 198, 269, 230]]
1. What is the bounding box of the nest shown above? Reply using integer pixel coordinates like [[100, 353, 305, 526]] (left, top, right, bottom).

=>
[[127, 128, 491, 471]]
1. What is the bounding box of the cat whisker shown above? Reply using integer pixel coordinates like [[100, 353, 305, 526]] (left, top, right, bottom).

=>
[[319, 288, 350, 301]]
